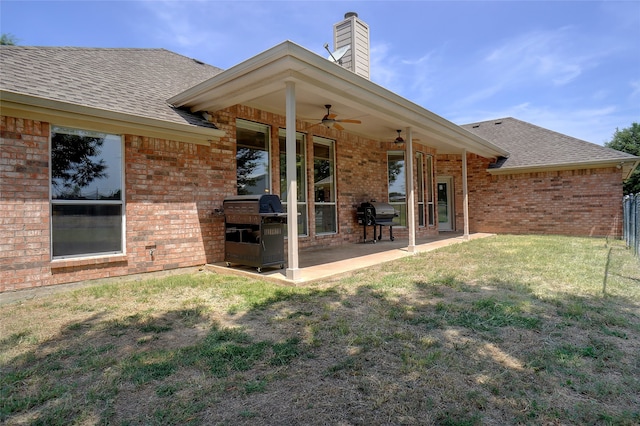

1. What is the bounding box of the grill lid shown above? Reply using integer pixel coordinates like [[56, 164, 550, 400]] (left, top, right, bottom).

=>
[[357, 201, 398, 221], [223, 194, 285, 215], [368, 202, 396, 217]]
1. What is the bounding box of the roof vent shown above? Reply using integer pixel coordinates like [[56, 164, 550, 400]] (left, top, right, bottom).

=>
[[494, 121, 502, 125], [472, 124, 480, 128]]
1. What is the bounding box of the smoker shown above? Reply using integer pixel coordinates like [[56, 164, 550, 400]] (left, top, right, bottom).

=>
[[356, 201, 398, 243], [223, 194, 287, 272]]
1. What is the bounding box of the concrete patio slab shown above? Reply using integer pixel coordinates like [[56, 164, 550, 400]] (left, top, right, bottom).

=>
[[206, 233, 495, 284]]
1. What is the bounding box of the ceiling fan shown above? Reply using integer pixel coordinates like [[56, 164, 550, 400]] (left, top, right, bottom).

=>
[[315, 104, 361, 131]]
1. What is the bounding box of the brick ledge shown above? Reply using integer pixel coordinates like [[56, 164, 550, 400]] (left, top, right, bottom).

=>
[[50, 254, 128, 269]]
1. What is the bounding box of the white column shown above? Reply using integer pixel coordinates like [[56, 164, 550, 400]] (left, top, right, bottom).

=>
[[462, 148, 470, 240], [285, 81, 300, 280], [406, 127, 416, 252]]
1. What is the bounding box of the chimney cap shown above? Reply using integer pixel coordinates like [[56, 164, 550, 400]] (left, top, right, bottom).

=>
[[344, 12, 358, 19]]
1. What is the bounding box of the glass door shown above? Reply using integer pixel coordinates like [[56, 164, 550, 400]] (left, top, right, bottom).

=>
[[437, 177, 453, 231]]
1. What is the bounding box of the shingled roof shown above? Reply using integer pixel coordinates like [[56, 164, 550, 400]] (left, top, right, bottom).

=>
[[2, 46, 636, 173], [461, 117, 637, 171], [0, 46, 224, 127]]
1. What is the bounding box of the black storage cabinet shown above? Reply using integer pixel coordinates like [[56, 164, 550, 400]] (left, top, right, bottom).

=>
[[223, 195, 286, 272]]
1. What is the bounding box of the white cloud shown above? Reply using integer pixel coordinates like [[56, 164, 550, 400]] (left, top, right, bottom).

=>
[[370, 43, 404, 91], [482, 27, 594, 89]]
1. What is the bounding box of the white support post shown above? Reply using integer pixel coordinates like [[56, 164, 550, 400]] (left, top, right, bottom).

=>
[[406, 127, 416, 252], [462, 148, 470, 240], [285, 81, 300, 280]]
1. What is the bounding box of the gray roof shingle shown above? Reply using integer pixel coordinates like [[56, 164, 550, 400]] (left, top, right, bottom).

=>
[[2, 47, 636, 170], [461, 117, 637, 170], [0, 46, 224, 127]]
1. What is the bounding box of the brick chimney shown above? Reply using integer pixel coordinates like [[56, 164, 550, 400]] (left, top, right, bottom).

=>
[[333, 12, 370, 80]]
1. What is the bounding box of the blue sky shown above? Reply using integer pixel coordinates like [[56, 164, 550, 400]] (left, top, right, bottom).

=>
[[2, 0, 639, 145]]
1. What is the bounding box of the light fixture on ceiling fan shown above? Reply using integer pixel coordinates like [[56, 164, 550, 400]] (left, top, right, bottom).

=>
[[394, 129, 404, 144], [314, 105, 361, 131]]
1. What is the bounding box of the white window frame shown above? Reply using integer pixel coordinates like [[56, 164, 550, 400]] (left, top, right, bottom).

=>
[[313, 136, 337, 235], [417, 152, 425, 227], [236, 119, 271, 195], [387, 150, 406, 227], [50, 125, 125, 259], [426, 154, 435, 226], [279, 129, 308, 236]]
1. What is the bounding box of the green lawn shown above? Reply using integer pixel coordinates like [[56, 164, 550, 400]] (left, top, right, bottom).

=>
[[1, 235, 639, 425]]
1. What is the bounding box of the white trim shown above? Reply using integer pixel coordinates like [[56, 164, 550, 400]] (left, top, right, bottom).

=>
[[49, 127, 126, 260], [285, 82, 300, 280], [487, 159, 639, 179], [313, 136, 337, 235], [462, 149, 469, 240], [236, 119, 272, 195], [168, 41, 509, 160], [437, 176, 454, 232], [406, 127, 416, 252], [2, 91, 225, 146]]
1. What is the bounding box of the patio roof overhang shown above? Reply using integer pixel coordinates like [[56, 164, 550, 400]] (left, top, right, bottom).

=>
[[168, 41, 510, 159]]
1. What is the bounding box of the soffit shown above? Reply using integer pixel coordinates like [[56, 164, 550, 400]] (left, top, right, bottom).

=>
[[169, 41, 509, 158]]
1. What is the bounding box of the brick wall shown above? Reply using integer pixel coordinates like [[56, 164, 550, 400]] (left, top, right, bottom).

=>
[[231, 106, 439, 250], [436, 153, 624, 237], [13, 107, 610, 291], [1, 115, 236, 292], [2, 110, 440, 291], [0, 117, 50, 291]]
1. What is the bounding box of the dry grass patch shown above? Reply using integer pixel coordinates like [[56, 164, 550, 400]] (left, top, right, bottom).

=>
[[1, 235, 639, 425]]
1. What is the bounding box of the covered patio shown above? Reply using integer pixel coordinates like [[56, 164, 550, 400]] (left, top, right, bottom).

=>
[[169, 41, 508, 281], [207, 232, 495, 284]]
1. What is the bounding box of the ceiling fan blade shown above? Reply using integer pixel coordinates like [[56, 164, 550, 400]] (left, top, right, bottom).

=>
[[327, 113, 338, 119], [333, 122, 345, 131], [337, 119, 361, 124]]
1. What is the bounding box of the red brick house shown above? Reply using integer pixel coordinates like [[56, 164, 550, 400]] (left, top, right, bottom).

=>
[[1, 15, 637, 292]]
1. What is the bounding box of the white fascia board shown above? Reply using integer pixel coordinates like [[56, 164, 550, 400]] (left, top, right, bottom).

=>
[[185, 62, 306, 113], [2, 91, 225, 145], [168, 41, 308, 108], [487, 158, 640, 179], [168, 40, 509, 158]]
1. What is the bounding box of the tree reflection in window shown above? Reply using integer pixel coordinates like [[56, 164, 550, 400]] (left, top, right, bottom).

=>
[[50, 126, 123, 257], [52, 133, 107, 198], [51, 129, 123, 200], [236, 120, 270, 195]]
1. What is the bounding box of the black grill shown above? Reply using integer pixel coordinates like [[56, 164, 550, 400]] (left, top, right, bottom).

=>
[[223, 195, 286, 272], [356, 201, 398, 243]]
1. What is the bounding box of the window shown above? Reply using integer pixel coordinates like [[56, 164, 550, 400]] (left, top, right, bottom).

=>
[[236, 120, 270, 195], [388, 151, 406, 226], [417, 152, 425, 227], [416, 152, 435, 227], [279, 130, 307, 236], [50, 126, 124, 258], [313, 137, 336, 234], [426, 154, 435, 226]]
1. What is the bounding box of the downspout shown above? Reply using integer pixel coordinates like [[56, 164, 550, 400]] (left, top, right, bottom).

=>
[[406, 127, 416, 252], [462, 148, 469, 240], [285, 81, 300, 280]]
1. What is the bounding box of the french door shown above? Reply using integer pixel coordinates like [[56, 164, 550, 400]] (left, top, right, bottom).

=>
[[437, 176, 454, 231]]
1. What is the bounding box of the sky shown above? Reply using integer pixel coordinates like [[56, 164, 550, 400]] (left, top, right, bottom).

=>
[[2, 0, 639, 145]]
